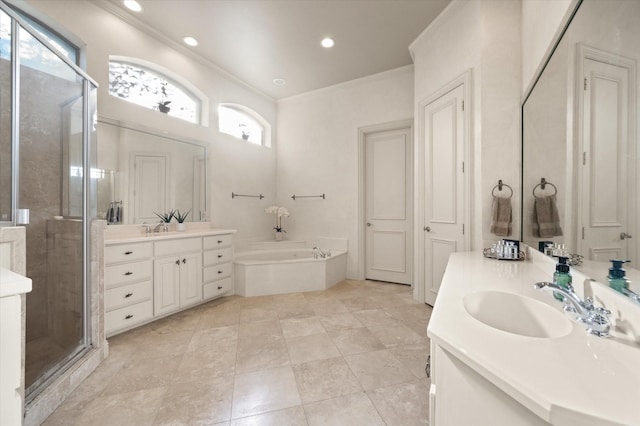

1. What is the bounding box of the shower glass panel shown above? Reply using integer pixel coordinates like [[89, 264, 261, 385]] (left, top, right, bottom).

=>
[[17, 24, 90, 397], [0, 10, 11, 222]]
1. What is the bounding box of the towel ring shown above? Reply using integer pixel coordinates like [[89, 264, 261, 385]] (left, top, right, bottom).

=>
[[532, 178, 558, 197], [491, 180, 513, 198]]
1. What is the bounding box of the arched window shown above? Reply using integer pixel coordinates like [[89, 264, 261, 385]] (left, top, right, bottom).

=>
[[218, 103, 270, 147], [108, 57, 206, 125]]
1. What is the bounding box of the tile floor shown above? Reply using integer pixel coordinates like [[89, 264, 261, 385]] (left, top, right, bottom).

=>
[[43, 279, 432, 425]]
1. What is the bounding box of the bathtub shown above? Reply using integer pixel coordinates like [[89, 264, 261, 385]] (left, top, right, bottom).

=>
[[234, 248, 347, 297]]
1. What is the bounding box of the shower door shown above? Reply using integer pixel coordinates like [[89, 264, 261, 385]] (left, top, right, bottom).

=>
[[0, 6, 98, 400]]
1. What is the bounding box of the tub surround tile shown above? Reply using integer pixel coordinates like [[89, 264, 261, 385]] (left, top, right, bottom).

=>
[[293, 357, 362, 404], [231, 366, 301, 419], [285, 333, 341, 365], [44, 281, 433, 425], [303, 392, 385, 426]]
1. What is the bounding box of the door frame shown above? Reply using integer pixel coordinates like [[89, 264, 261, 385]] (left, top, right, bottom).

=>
[[357, 119, 414, 281], [575, 44, 637, 264], [414, 70, 472, 303]]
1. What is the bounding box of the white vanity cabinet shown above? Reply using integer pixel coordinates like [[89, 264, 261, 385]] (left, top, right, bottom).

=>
[[154, 237, 202, 316], [202, 234, 234, 300], [104, 242, 154, 335], [104, 229, 235, 336]]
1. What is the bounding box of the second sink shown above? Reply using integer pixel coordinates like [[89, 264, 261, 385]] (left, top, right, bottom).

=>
[[463, 291, 573, 338]]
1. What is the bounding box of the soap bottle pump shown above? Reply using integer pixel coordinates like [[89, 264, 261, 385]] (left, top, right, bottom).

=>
[[608, 259, 630, 294], [553, 256, 572, 302]]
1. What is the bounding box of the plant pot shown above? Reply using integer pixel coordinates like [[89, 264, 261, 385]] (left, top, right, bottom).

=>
[[176, 222, 186, 232], [275, 231, 284, 241], [241, 134, 250, 140], [158, 104, 171, 114]]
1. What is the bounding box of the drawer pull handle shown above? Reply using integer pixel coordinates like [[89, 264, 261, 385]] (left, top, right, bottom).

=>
[[217, 240, 223, 244], [175, 260, 180, 265], [182, 258, 187, 264], [125, 314, 134, 320], [218, 270, 223, 274], [125, 293, 133, 298], [124, 251, 133, 255], [218, 286, 223, 290], [217, 255, 223, 258], [124, 271, 133, 276]]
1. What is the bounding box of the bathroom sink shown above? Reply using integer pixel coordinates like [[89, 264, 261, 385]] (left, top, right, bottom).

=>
[[463, 291, 572, 338]]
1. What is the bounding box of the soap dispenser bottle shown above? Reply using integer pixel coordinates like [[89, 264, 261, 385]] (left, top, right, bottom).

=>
[[553, 256, 572, 301], [608, 259, 630, 294]]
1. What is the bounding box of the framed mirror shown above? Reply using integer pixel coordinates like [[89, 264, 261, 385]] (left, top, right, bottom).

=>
[[522, 0, 640, 294], [96, 117, 207, 224]]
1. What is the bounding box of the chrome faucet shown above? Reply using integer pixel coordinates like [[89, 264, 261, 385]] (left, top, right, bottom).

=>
[[534, 281, 611, 338], [154, 222, 169, 233], [312, 246, 327, 259]]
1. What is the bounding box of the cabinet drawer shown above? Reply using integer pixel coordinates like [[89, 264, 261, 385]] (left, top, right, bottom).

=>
[[203, 277, 232, 300], [105, 260, 152, 288], [203, 247, 233, 266], [105, 300, 153, 335], [203, 234, 232, 250], [105, 280, 152, 311], [204, 262, 232, 282], [105, 242, 152, 264], [154, 237, 201, 257]]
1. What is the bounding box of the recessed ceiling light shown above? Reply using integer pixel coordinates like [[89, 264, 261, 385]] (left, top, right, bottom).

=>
[[183, 36, 198, 47], [273, 78, 286, 86], [321, 37, 335, 48], [123, 0, 143, 12]]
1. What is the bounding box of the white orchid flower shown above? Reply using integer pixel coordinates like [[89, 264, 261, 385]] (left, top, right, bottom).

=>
[[264, 205, 279, 214], [277, 206, 290, 217]]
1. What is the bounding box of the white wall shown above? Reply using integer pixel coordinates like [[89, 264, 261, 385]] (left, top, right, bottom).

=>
[[411, 0, 521, 251], [276, 66, 415, 279], [521, 0, 576, 96], [24, 0, 278, 240]]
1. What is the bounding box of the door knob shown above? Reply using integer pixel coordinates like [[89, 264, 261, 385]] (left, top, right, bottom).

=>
[[366, 222, 372, 227], [424, 226, 431, 232], [620, 232, 633, 240]]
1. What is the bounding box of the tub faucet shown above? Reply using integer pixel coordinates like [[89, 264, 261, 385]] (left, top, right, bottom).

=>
[[534, 281, 611, 337], [313, 246, 327, 258]]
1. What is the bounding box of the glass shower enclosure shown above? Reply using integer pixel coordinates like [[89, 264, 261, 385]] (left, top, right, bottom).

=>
[[0, 4, 98, 401]]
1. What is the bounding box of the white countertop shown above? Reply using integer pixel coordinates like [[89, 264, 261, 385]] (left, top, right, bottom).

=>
[[0, 267, 32, 298], [104, 225, 236, 245], [428, 251, 640, 426]]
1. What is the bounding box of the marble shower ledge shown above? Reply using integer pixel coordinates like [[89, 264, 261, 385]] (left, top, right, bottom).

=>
[[0, 267, 32, 297], [104, 223, 236, 244], [428, 250, 640, 426]]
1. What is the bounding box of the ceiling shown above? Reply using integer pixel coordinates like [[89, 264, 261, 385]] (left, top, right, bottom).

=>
[[104, 0, 451, 99]]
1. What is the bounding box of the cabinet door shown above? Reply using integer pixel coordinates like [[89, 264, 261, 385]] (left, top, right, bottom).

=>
[[180, 252, 202, 308], [154, 257, 180, 316]]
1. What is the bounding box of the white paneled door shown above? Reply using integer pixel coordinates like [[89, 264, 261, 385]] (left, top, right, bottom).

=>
[[422, 83, 467, 306], [365, 126, 413, 284], [578, 48, 635, 263], [130, 153, 171, 224]]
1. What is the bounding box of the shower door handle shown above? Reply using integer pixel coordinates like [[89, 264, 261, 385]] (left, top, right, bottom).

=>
[[16, 208, 30, 225]]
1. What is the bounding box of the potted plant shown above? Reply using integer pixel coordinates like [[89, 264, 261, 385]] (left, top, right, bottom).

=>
[[239, 124, 250, 140], [157, 83, 171, 113], [154, 210, 175, 232], [265, 205, 289, 241], [174, 209, 190, 232]]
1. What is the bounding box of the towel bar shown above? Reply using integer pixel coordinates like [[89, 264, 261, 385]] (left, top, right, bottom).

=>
[[532, 178, 558, 197], [491, 180, 513, 198]]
